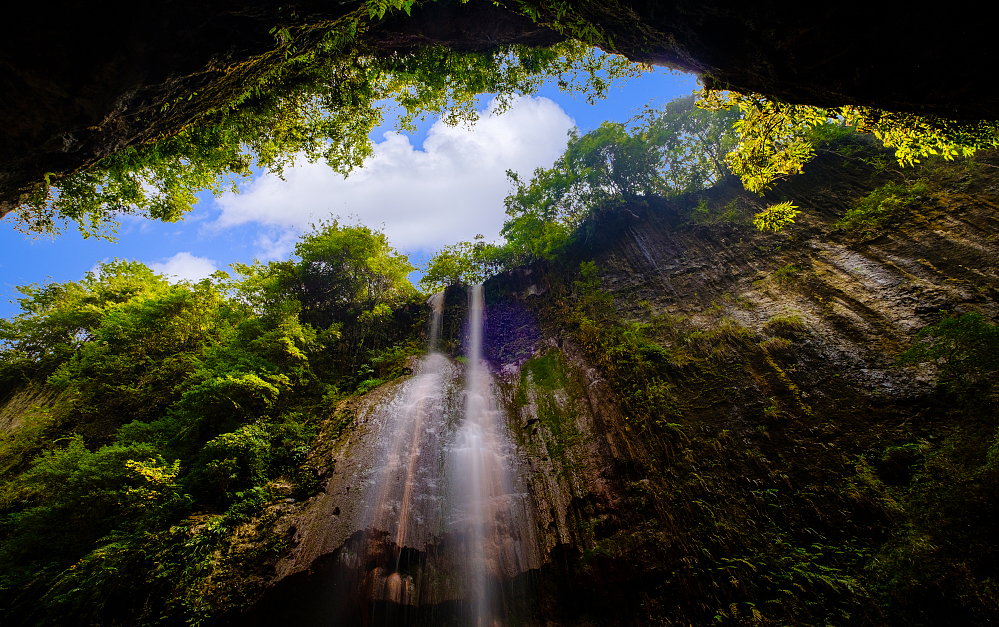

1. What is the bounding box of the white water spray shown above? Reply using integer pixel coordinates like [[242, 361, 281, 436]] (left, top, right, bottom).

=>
[[354, 287, 538, 625], [449, 285, 539, 627], [427, 291, 445, 350]]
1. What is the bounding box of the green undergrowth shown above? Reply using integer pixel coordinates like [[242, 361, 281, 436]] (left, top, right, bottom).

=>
[[0, 225, 429, 625], [836, 179, 929, 236], [688, 197, 754, 225], [511, 257, 999, 626]]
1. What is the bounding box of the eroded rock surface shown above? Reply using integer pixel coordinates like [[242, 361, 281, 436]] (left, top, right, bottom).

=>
[[242, 149, 999, 626]]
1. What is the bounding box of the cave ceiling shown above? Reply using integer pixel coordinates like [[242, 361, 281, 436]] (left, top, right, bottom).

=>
[[1, 0, 993, 210]]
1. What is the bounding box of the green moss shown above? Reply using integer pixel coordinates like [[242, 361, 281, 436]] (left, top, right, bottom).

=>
[[521, 351, 569, 391], [758, 336, 792, 354], [763, 312, 806, 333], [772, 263, 803, 285], [515, 351, 582, 461], [836, 179, 929, 235]]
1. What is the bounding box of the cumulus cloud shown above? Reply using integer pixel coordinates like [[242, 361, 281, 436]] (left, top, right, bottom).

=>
[[212, 96, 574, 256], [148, 252, 219, 282]]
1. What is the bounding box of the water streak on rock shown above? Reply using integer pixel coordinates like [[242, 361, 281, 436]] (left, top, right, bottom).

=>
[[292, 285, 541, 625], [448, 284, 540, 626], [427, 291, 445, 350]]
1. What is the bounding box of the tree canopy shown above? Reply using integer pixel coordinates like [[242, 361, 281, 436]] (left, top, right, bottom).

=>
[[699, 90, 999, 198], [0, 221, 428, 624], [500, 94, 739, 261], [290, 220, 417, 328], [502, 94, 739, 226], [10, 34, 641, 240], [419, 93, 741, 290]]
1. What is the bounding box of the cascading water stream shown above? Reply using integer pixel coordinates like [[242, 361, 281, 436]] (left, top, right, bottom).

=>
[[427, 291, 445, 351], [352, 287, 539, 627], [359, 292, 451, 613], [448, 285, 539, 627]]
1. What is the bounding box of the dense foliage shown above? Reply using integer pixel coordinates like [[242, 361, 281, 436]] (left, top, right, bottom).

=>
[[419, 93, 741, 291], [501, 94, 739, 257], [12, 24, 641, 240], [418, 235, 502, 293], [289, 219, 417, 328], [835, 179, 929, 236], [0, 224, 423, 624], [899, 311, 999, 391], [699, 90, 999, 198]]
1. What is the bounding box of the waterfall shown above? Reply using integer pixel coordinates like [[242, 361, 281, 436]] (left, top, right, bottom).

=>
[[358, 291, 454, 615], [427, 291, 445, 350], [448, 285, 539, 627], [346, 286, 538, 627]]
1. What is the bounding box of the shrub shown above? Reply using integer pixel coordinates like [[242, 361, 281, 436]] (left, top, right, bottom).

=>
[[764, 313, 807, 333], [837, 180, 928, 234], [898, 311, 999, 390]]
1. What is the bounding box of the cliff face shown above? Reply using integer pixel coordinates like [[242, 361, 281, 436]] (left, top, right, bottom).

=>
[[237, 146, 999, 625], [489, 149, 999, 625], [3, 1, 997, 213]]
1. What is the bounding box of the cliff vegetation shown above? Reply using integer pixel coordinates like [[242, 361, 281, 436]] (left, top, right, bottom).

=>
[[5, 1, 999, 240], [2, 98, 999, 627]]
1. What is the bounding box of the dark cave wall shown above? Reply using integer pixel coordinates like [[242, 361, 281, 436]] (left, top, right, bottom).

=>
[[584, 1, 997, 118], [2, 0, 997, 214]]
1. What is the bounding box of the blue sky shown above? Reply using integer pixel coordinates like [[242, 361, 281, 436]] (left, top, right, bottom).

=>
[[0, 65, 698, 318]]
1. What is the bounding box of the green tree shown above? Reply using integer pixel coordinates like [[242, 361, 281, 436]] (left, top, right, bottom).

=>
[[505, 94, 738, 225], [638, 94, 741, 194], [12, 36, 642, 240], [289, 220, 416, 328], [419, 234, 505, 292], [0, 260, 174, 377], [0, 217, 436, 624], [499, 92, 739, 265], [698, 90, 999, 196]]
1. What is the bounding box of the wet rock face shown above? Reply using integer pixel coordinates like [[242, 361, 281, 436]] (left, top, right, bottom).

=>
[[0, 386, 56, 433], [471, 148, 999, 625], [484, 300, 540, 368], [244, 341, 542, 626], [242, 149, 999, 625], [595, 151, 999, 357]]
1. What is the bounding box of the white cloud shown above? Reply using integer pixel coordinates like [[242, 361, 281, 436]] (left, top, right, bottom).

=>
[[253, 228, 303, 262], [148, 252, 218, 283], [212, 95, 574, 255]]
